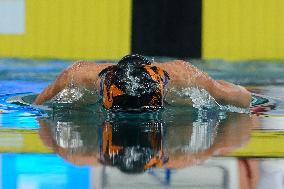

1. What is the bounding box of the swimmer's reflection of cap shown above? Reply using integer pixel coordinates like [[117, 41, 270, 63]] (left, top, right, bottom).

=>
[[100, 121, 166, 173], [99, 54, 170, 111]]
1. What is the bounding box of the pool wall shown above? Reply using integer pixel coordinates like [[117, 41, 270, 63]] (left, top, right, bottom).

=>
[[1, 1, 284, 61]]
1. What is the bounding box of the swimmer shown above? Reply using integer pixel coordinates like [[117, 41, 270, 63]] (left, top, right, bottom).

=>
[[34, 54, 251, 109]]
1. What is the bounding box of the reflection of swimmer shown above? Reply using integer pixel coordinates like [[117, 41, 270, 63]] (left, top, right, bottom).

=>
[[165, 113, 257, 169], [37, 110, 257, 172], [37, 115, 167, 172], [100, 121, 167, 173], [38, 117, 101, 166], [34, 54, 251, 109]]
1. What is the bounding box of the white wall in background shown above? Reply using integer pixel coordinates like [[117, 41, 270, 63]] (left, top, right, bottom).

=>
[[91, 158, 239, 189], [0, 0, 25, 34]]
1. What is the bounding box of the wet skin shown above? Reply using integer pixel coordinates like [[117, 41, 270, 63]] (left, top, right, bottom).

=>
[[34, 60, 251, 108]]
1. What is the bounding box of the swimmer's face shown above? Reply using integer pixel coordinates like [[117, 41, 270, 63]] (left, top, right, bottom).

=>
[[99, 54, 170, 111]]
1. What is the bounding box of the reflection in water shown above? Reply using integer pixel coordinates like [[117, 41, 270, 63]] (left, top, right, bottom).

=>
[[99, 120, 166, 173], [37, 107, 257, 172]]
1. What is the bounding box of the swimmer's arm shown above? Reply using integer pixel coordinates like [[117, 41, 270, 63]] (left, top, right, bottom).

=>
[[34, 61, 113, 105], [34, 70, 69, 105], [155, 60, 251, 108]]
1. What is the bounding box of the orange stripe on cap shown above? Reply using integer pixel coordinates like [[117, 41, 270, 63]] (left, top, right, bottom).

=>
[[103, 84, 124, 109], [144, 66, 166, 102], [144, 65, 161, 82]]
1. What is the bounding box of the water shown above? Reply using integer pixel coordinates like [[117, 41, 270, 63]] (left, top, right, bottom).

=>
[[1, 58, 284, 189]]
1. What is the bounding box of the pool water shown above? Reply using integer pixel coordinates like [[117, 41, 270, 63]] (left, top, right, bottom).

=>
[[1, 58, 284, 189]]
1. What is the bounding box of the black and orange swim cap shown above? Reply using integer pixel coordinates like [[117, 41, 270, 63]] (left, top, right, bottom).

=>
[[98, 54, 170, 111]]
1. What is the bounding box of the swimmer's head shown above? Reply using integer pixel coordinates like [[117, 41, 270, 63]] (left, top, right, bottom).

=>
[[98, 54, 170, 111]]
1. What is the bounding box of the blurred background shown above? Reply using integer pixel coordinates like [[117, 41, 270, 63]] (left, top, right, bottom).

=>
[[1, 0, 284, 61]]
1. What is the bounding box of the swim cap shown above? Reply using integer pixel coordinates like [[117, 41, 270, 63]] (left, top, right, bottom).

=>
[[98, 54, 170, 111]]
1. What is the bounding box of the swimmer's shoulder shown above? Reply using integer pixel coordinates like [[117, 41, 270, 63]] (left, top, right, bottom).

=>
[[69, 60, 114, 71], [154, 59, 189, 66], [66, 61, 115, 85]]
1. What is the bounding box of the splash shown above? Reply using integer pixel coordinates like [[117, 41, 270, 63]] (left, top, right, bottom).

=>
[[167, 87, 250, 113], [220, 104, 250, 114], [51, 80, 249, 114], [51, 86, 99, 104], [113, 64, 159, 97]]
